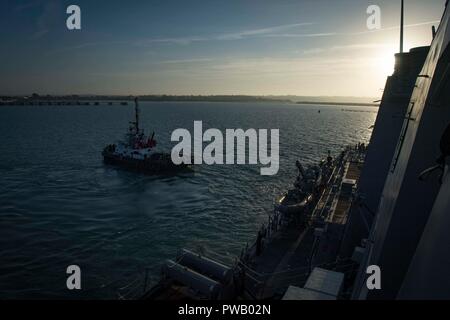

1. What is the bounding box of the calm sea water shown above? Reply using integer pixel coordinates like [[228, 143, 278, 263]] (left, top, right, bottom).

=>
[[0, 102, 376, 299]]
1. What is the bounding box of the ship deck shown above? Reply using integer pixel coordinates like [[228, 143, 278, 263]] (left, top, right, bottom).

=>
[[240, 149, 365, 299]]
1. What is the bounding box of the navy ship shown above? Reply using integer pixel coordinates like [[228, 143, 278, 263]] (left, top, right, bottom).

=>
[[102, 98, 190, 174], [138, 149, 362, 300], [126, 0, 450, 300]]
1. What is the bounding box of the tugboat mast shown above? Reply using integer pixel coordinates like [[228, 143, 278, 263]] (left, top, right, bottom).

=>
[[134, 97, 140, 133]]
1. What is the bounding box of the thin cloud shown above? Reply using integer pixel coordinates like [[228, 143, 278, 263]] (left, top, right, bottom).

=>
[[303, 43, 390, 55], [135, 19, 440, 46], [263, 32, 337, 38], [339, 20, 440, 36], [215, 22, 314, 40], [295, 20, 440, 56], [158, 58, 214, 64], [156, 56, 379, 79], [45, 41, 129, 56], [137, 22, 314, 45], [136, 36, 208, 45], [263, 20, 440, 39]]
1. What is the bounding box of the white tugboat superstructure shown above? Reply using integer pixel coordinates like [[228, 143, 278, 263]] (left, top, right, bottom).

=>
[[102, 97, 190, 174]]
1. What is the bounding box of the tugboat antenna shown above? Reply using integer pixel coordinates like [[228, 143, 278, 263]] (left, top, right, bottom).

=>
[[134, 97, 140, 133], [400, 0, 404, 53]]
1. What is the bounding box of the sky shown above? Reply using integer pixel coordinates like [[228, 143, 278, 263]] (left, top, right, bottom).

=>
[[0, 0, 445, 97]]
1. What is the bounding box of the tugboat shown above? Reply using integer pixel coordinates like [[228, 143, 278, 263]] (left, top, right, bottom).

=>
[[102, 97, 190, 174]]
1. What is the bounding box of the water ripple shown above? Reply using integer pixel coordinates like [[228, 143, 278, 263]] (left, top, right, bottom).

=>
[[0, 102, 376, 299]]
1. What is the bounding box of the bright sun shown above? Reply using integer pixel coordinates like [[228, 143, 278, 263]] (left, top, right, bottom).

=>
[[377, 51, 396, 77]]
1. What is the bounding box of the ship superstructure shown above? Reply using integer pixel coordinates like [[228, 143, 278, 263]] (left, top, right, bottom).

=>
[[349, 0, 450, 299], [274, 0, 450, 300]]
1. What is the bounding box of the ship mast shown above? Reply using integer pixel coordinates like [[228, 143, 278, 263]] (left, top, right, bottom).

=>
[[400, 0, 404, 53], [134, 97, 140, 133]]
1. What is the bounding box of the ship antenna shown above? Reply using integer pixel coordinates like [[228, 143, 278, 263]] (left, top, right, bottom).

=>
[[134, 97, 139, 133], [400, 0, 404, 53]]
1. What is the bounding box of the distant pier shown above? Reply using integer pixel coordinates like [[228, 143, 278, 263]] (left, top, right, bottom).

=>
[[0, 100, 129, 106]]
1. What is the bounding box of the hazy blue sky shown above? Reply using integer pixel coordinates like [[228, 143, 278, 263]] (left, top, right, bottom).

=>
[[0, 0, 445, 97]]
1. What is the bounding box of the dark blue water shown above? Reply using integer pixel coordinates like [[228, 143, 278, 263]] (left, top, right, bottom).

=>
[[0, 102, 376, 299]]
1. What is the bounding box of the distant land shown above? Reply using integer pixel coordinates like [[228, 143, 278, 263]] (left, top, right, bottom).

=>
[[0, 94, 379, 107], [295, 101, 378, 107]]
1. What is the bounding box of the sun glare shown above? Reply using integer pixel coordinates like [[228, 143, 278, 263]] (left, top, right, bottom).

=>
[[377, 50, 396, 77]]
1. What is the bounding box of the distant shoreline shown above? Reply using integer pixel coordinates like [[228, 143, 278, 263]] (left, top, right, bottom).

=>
[[0, 94, 379, 107], [296, 101, 379, 107]]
